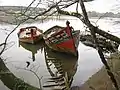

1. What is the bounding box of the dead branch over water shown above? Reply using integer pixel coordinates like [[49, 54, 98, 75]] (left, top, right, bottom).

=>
[[79, 1, 119, 89]]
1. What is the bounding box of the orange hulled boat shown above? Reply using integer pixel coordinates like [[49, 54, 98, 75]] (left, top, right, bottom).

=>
[[18, 26, 43, 44]]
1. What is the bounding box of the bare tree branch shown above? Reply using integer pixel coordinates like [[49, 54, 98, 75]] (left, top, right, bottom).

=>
[[0, 0, 62, 55], [56, 6, 120, 44], [79, 0, 119, 89]]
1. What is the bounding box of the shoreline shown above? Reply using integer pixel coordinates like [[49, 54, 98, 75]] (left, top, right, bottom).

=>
[[77, 52, 120, 90]]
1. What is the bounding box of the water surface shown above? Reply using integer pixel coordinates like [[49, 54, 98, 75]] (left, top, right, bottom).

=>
[[0, 17, 119, 89]]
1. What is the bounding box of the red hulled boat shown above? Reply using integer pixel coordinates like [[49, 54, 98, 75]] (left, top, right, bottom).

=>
[[43, 21, 80, 56]]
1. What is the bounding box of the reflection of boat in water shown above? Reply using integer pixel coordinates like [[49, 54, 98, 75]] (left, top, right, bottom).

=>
[[19, 41, 45, 61], [43, 45, 78, 90], [18, 26, 43, 44]]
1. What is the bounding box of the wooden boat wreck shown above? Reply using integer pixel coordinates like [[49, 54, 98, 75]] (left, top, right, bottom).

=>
[[18, 26, 43, 44], [43, 21, 80, 56]]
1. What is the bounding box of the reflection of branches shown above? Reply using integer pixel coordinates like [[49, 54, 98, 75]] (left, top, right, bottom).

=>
[[15, 66, 43, 89], [4, 41, 15, 51], [0, 58, 40, 90]]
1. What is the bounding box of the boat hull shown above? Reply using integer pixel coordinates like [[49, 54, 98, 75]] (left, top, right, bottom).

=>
[[43, 21, 80, 56], [18, 26, 43, 44], [45, 30, 80, 56], [19, 35, 43, 44]]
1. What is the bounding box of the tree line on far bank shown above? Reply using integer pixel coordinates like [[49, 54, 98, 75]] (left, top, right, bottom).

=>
[[88, 11, 120, 18]]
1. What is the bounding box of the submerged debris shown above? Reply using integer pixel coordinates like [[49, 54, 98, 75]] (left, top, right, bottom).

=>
[[80, 34, 119, 53]]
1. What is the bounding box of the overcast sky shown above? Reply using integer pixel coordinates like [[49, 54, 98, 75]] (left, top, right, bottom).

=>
[[85, 0, 118, 12], [0, 0, 118, 13]]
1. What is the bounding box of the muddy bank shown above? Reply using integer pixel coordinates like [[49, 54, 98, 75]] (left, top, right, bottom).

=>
[[78, 52, 120, 90]]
